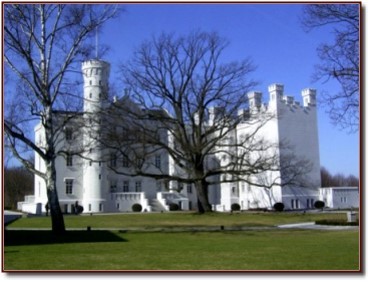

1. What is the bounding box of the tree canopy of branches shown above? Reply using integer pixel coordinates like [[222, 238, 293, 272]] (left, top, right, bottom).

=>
[[102, 31, 313, 213], [321, 166, 359, 187], [4, 4, 119, 234], [302, 4, 360, 132], [4, 167, 34, 210]]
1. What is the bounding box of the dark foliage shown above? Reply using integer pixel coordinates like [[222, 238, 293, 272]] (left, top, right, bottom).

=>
[[231, 203, 241, 211], [314, 200, 325, 209], [273, 202, 285, 212], [4, 167, 34, 210], [131, 203, 142, 212], [169, 203, 180, 211]]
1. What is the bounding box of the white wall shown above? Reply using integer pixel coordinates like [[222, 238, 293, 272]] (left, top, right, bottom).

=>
[[320, 187, 359, 209]]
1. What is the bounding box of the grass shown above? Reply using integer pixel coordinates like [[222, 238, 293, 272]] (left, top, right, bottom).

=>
[[9, 211, 349, 229], [4, 229, 359, 271], [4, 212, 360, 271]]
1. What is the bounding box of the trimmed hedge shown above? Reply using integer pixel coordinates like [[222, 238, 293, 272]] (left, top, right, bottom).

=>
[[231, 203, 241, 211], [132, 203, 142, 212], [314, 200, 325, 209], [273, 202, 284, 212], [315, 219, 359, 226], [169, 203, 179, 211]]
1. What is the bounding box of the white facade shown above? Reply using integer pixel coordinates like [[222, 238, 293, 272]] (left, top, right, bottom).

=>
[[209, 83, 321, 211], [319, 187, 359, 209], [18, 59, 343, 214]]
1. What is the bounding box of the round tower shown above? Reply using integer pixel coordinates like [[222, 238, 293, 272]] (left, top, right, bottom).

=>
[[81, 59, 110, 213], [82, 59, 110, 113]]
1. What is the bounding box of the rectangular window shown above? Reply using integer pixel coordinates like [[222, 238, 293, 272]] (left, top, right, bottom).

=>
[[65, 179, 73, 195], [99, 203, 103, 212], [156, 181, 162, 192], [65, 128, 73, 141], [123, 181, 129, 192], [122, 155, 129, 167], [136, 158, 143, 169], [66, 154, 73, 166], [110, 153, 117, 167], [155, 155, 161, 169], [187, 184, 192, 194], [135, 181, 142, 192], [110, 181, 117, 193]]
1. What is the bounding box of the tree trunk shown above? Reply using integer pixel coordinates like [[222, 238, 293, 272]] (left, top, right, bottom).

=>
[[45, 161, 65, 235], [47, 188, 65, 234], [195, 179, 212, 213]]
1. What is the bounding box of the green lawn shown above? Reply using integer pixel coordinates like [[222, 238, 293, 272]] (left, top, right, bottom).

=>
[[8, 211, 349, 229], [4, 212, 360, 271], [4, 229, 359, 271]]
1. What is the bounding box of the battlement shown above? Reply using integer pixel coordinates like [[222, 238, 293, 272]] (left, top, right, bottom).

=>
[[266, 84, 317, 109], [301, 88, 316, 107], [301, 88, 316, 96], [247, 91, 262, 109], [82, 59, 110, 70], [82, 59, 110, 80], [268, 83, 284, 94]]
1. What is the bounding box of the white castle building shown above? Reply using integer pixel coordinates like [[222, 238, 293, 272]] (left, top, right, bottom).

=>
[[18, 59, 325, 214]]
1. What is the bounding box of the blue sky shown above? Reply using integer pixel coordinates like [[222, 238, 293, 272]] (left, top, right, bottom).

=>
[[97, 3, 359, 176]]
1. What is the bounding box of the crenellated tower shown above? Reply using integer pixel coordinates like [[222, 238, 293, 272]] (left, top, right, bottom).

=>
[[81, 59, 110, 213], [301, 88, 317, 107]]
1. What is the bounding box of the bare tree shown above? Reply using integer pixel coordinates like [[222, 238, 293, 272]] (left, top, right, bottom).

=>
[[302, 4, 360, 132], [4, 4, 119, 234], [321, 166, 359, 187], [100, 31, 313, 213], [4, 166, 34, 210]]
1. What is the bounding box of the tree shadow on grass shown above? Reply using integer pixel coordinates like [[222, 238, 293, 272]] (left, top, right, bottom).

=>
[[4, 230, 127, 246]]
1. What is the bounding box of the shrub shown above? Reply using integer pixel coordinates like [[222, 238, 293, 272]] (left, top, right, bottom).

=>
[[315, 219, 359, 226], [231, 203, 241, 211], [75, 205, 84, 214], [314, 200, 325, 209], [169, 203, 179, 211], [132, 203, 142, 212], [273, 202, 284, 212]]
